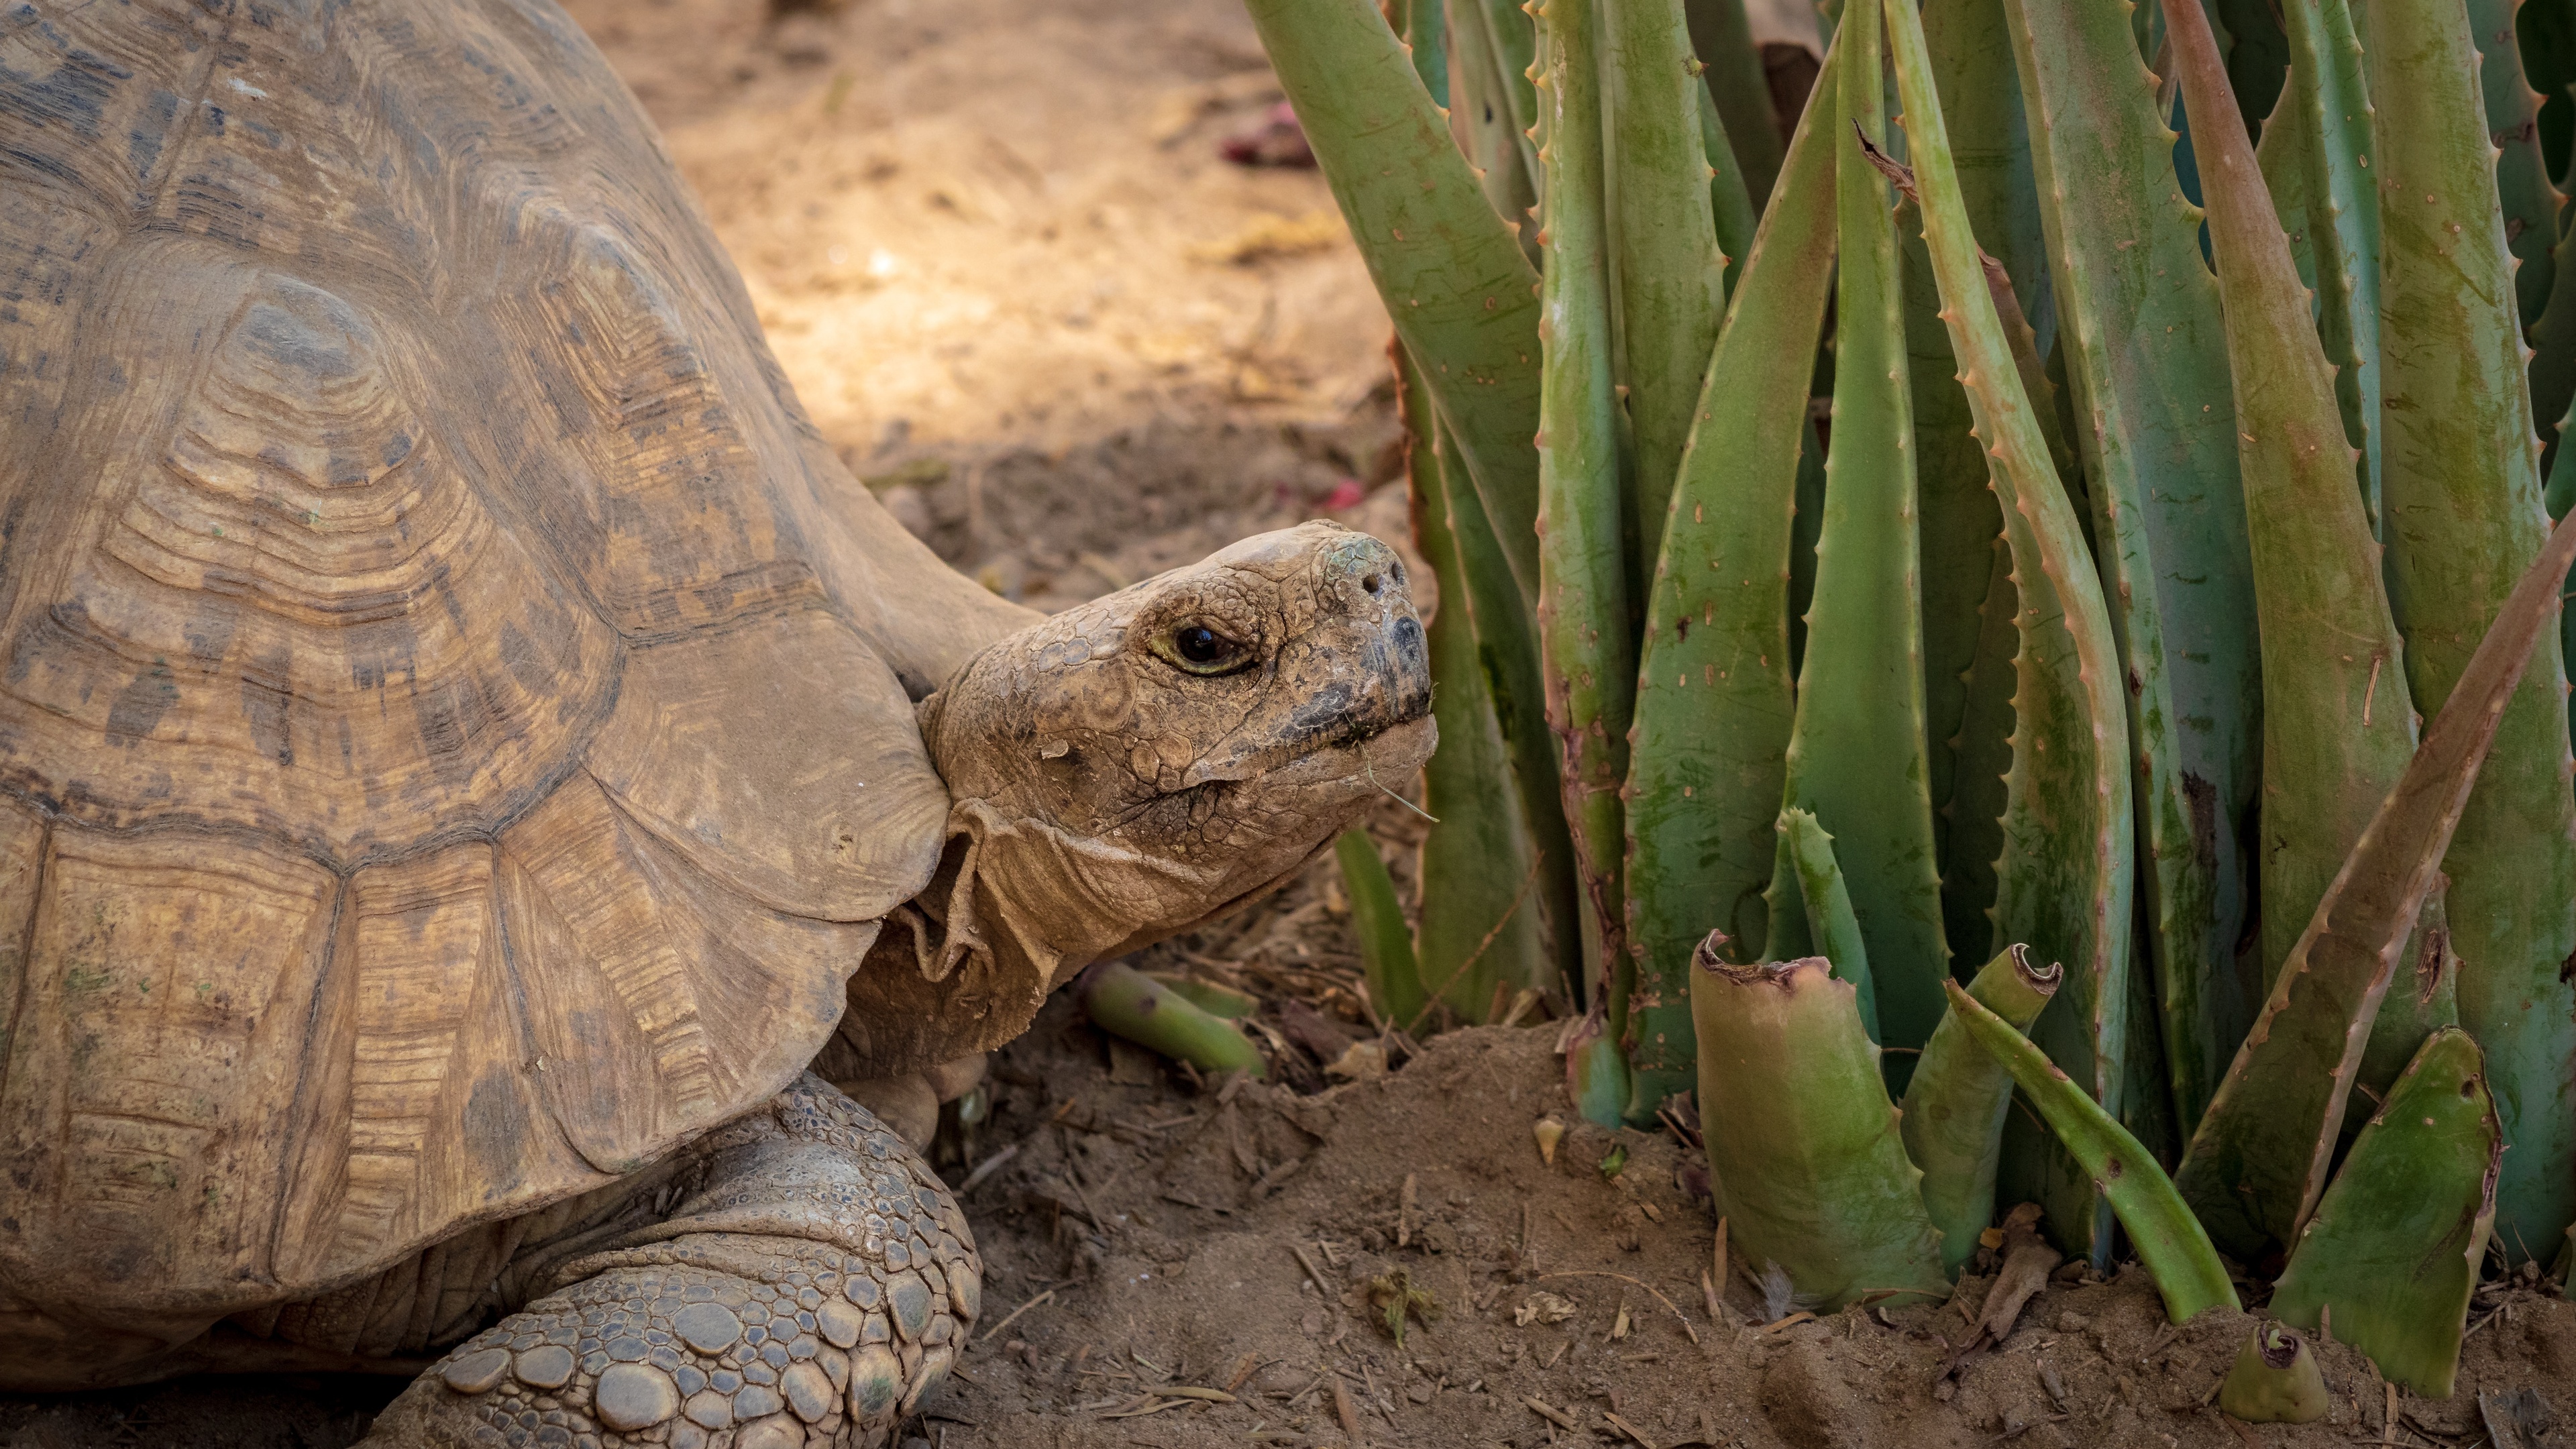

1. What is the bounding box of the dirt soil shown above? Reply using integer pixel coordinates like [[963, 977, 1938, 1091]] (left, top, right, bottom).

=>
[[9, 0, 2576, 1446]]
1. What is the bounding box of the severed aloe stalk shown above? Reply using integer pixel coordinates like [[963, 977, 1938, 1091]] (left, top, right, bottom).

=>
[[1690, 944, 1949, 1310], [1900, 946, 2060, 1276]]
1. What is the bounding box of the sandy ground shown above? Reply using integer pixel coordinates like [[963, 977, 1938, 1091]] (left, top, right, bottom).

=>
[[9, 0, 2576, 1446]]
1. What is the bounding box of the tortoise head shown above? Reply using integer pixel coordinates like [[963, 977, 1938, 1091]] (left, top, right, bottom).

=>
[[911, 521, 1436, 992]]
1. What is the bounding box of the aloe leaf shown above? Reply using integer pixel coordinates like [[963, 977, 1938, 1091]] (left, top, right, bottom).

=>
[[2269, 1026, 2500, 1399], [1416, 346, 1587, 999], [1627, 31, 1839, 1010], [1998, 0, 2265, 1140], [2467, 0, 2565, 327], [1899, 193, 2005, 896], [1938, 535, 2017, 969], [1901, 946, 2063, 1276], [1683, 0, 1790, 207], [1446, 0, 1544, 260], [2174, 490, 2576, 1260], [1533, 0, 1638, 1123], [1884, 0, 2139, 1265], [1691, 950, 1951, 1310], [2259, 0, 2385, 525], [1566, 1008, 1631, 1126], [1779, 808, 1882, 1042], [1402, 350, 1554, 1023], [2553, 402, 2576, 751], [1924, 0, 2052, 344], [1768, 0, 1949, 1080], [1336, 828, 1429, 1030], [2366, 0, 2576, 1265], [2161, 0, 2423, 1032], [1603, 0, 1727, 576], [1937, 979, 2239, 1321], [1244, 0, 1546, 600], [1081, 962, 1267, 1079]]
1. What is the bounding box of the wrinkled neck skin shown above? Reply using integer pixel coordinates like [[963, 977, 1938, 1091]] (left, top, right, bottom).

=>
[[847, 523, 1435, 1069]]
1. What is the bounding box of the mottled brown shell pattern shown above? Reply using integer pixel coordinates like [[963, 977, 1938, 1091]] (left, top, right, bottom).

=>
[[0, 0, 992, 1330]]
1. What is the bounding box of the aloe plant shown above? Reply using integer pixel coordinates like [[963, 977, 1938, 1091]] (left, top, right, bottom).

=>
[[1256, 0, 2576, 1389]]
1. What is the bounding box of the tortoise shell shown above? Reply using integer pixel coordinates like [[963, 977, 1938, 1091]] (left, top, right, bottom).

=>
[[0, 0, 1024, 1325]]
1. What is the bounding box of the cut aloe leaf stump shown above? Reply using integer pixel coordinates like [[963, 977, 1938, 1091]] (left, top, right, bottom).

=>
[[1900, 947, 2062, 1277], [1691, 941, 1949, 1311]]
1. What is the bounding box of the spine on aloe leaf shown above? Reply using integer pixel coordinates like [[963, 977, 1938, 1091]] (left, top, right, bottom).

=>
[[1690, 943, 1949, 1311], [2364, 0, 2576, 1267], [2268, 1026, 2499, 1399], [1900, 946, 2062, 1276]]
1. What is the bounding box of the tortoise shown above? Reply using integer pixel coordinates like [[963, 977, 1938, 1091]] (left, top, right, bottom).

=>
[[0, 1, 1435, 1442]]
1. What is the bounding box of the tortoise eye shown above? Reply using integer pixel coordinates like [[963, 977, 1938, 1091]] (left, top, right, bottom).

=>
[[1152, 622, 1254, 676]]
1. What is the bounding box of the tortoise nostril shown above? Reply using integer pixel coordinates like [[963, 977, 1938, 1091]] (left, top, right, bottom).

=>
[[1362, 574, 1381, 594]]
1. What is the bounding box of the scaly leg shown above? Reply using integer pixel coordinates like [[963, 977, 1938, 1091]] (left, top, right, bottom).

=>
[[362, 1076, 979, 1449]]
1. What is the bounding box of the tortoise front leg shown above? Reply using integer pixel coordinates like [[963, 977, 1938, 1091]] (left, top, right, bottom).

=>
[[362, 1077, 981, 1449]]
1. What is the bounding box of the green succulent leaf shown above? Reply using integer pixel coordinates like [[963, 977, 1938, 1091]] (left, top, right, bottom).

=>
[[2367, 0, 2576, 1264], [1766, 0, 1949, 1075], [1884, 0, 2138, 1265], [1401, 348, 1556, 1023], [1938, 979, 2238, 1322], [1533, 0, 1638, 1122], [1779, 807, 1881, 1042], [1081, 962, 1267, 1079], [1626, 34, 1839, 1017], [1682, 0, 1789, 209], [2269, 1026, 2500, 1399], [1336, 828, 1428, 1032], [1604, 0, 1727, 589], [1999, 0, 2263, 1140]]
